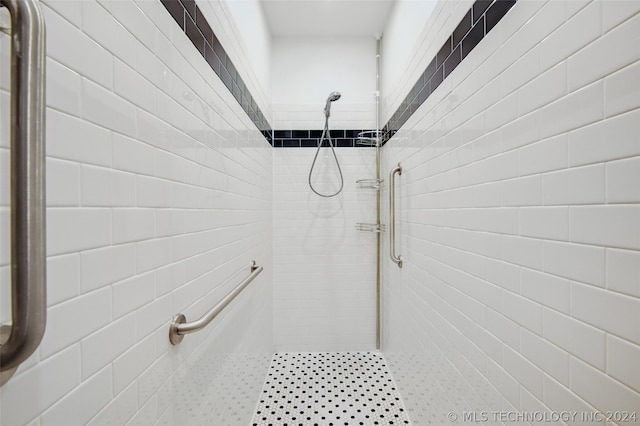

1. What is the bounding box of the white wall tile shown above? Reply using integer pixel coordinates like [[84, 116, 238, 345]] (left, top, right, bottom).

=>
[[570, 357, 640, 415], [568, 109, 640, 167], [41, 366, 112, 426], [571, 282, 640, 345], [607, 335, 640, 394], [570, 205, 640, 250], [112, 272, 155, 319], [520, 206, 569, 242], [502, 345, 543, 400], [112, 334, 156, 394], [542, 240, 605, 287], [81, 78, 138, 138], [46, 58, 82, 116], [606, 156, 640, 204], [81, 165, 136, 207], [82, 0, 138, 67], [517, 134, 568, 177], [520, 268, 570, 314], [567, 12, 640, 91], [112, 209, 156, 244], [47, 208, 111, 256], [606, 248, 640, 298], [81, 313, 137, 379], [47, 158, 81, 207], [0, 345, 81, 426], [501, 290, 542, 335], [542, 164, 605, 206], [521, 328, 570, 387], [113, 133, 156, 176], [80, 244, 136, 293], [543, 308, 606, 371], [604, 60, 640, 118], [518, 61, 567, 117], [47, 254, 81, 306], [47, 109, 112, 167]]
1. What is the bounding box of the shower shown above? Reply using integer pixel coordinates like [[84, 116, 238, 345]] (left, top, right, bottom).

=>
[[308, 91, 345, 197]]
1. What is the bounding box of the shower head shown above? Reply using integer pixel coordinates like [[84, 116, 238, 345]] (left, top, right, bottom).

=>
[[324, 91, 341, 117]]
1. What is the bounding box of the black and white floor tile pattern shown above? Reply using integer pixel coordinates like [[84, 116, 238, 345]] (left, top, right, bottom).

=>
[[252, 352, 412, 425]]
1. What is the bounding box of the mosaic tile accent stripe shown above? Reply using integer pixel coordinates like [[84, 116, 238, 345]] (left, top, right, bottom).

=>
[[160, 0, 272, 143], [252, 352, 412, 425], [382, 0, 517, 144], [272, 129, 376, 148]]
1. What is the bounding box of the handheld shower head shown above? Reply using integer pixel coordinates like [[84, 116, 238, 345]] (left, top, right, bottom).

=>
[[324, 91, 341, 117]]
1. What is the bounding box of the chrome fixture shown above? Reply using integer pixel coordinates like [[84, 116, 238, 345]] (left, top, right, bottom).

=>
[[389, 164, 403, 268], [323, 91, 341, 117], [308, 91, 344, 198], [0, 0, 47, 386], [169, 261, 264, 345]]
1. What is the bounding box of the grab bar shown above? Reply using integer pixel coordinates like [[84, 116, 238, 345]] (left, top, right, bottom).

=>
[[169, 261, 263, 345], [0, 0, 47, 385], [389, 164, 403, 268]]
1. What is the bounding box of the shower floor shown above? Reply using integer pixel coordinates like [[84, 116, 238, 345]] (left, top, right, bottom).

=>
[[251, 352, 412, 425]]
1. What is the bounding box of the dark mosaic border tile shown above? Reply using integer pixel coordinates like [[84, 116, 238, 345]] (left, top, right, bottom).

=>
[[160, 0, 272, 143], [271, 129, 373, 148], [382, 0, 517, 145]]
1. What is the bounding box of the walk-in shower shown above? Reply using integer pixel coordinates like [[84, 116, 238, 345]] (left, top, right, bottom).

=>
[[308, 91, 345, 198]]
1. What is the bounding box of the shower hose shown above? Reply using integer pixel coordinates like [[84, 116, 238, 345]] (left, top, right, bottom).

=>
[[308, 116, 344, 197]]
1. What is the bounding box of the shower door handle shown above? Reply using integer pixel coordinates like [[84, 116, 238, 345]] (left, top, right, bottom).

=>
[[389, 164, 402, 268], [0, 0, 47, 385]]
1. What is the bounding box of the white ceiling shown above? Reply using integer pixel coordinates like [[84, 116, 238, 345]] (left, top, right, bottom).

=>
[[260, 0, 396, 38]]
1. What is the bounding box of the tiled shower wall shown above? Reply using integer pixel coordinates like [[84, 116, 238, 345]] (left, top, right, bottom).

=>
[[0, 0, 272, 424], [381, 0, 640, 422], [271, 36, 380, 351]]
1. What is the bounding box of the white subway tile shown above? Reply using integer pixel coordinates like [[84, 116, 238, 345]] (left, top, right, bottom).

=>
[[604, 59, 640, 118], [570, 357, 640, 414], [82, 0, 138, 66], [571, 205, 640, 250], [518, 61, 567, 117], [86, 383, 137, 426], [80, 244, 136, 293], [136, 176, 172, 208], [486, 259, 520, 293], [112, 272, 155, 319], [0, 345, 81, 426], [47, 158, 80, 207], [520, 206, 569, 242], [502, 290, 543, 335], [137, 352, 173, 405], [542, 375, 602, 425], [568, 109, 640, 167], [518, 134, 568, 177], [47, 254, 80, 306], [486, 208, 519, 236], [112, 334, 156, 394], [40, 287, 112, 359], [602, 0, 640, 33], [520, 268, 570, 314], [136, 294, 171, 339], [41, 366, 112, 426], [521, 328, 570, 387], [571, 282, 640, 345], [81, 165, 136, 207], [567, 12, 640, 91], [542, 164, 605, 206], [501, 235, 542, 271], [136, 238, 171, 274], [41, 0, 83, 28], [543, 308, 606, 371], [113, 133, 156, 176], [539, 0, 602, 72], [486, 308, 520, 351], [607, 156, 640, 204], [500, 175, 542, 207], [500, 110, 541, 152], [46, 58, 82, 116], [112, 209, 156, 244], [114, 59, 157, 114], [47, 109, 112, 167], [540, 81, 603, 139], [81, 313, 137, 379], [126, 394, 158, 426], [607, 248, 640, 298], [136, 108, 174, 152], [81, 78, 137, 138], [42, 4, 113, 89], [503, 345, 543, 400], [542, 240, 605, 287], [607, 334, 640, 393], [47, 208, 111, 256]]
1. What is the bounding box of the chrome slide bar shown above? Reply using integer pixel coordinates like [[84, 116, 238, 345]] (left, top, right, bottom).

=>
[[169, 261, 264, 345], [389, 164, 403, 268], [0, 0, 47, 386]]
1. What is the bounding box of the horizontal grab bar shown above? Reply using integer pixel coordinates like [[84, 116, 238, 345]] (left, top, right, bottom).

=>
[[169, 261, 263, 345]]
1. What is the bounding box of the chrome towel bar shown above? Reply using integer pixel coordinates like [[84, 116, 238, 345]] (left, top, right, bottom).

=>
[[169, 261, 263, 345], [0, 0, 47, 386], [389, 164, 403, 268]]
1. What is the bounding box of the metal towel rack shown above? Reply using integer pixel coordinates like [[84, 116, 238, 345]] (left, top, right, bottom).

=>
[[169, 261, 264, 345], [389, 164, 403, 268], [0, 0, 47, 386]]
